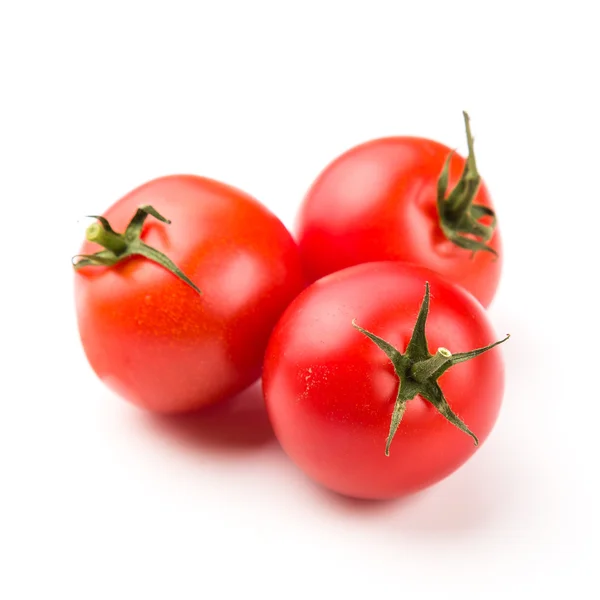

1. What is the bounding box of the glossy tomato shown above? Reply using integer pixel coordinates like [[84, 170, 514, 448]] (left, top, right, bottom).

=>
[[296, 113, 501, 307], [263, 262, 507, 499], [74, 175, 304, 413]]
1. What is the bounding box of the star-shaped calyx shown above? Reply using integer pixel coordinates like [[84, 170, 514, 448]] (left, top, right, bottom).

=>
[[353, 283, 509, 456], [436, 111, 498, 256], [72, 205, 201, 295]]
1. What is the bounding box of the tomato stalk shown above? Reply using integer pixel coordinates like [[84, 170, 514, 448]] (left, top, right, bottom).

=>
[[85, 222, 128, 254], [411, 347, 453, 382], [353, 283, 508, 456], [436, 112, 498, 256], [72, 205, 202, 295]]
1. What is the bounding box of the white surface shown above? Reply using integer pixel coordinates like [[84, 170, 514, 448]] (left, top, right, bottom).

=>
[[1, 1, 598, 598]]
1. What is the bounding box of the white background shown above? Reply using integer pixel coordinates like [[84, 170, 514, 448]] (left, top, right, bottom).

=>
[[1, 1, 598, 598]]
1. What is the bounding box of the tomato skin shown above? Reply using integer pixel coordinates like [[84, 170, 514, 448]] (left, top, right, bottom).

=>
[[296, 137, 502, 307], [262, 262, 504, 500], [75, 175, 304, 413]]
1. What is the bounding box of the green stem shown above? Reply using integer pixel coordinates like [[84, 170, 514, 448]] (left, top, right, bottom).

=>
[[74, 206, 202, 295], [353, 283, 509, 456], [411, 347, 452, 382], [86, 223, 128, 254], [436, 111, 498, 256]]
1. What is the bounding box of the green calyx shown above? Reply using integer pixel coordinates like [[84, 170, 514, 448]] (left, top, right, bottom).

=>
[[72, 205, 201, 295], [437, 111, 498, 256], [353, 283, 509, 456]]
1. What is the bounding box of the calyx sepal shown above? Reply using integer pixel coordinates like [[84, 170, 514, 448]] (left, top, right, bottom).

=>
[[353, 282, 509, 456], [437, 111, 498, 256], [73, 205, 201, 295]]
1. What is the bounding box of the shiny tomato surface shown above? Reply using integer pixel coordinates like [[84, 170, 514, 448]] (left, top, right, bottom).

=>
[[75, 175, 304, 413], [296, 137, 501, 307], [263, 262, 505, 499]]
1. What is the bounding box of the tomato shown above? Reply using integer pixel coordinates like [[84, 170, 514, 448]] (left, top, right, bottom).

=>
[[74, 175, 304, 413], [263, 262, 507, 500], [296, 112, 501, 307]]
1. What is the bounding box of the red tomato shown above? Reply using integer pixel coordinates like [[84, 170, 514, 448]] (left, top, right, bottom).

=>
[[74, 175, 304, 413], [263, 262, 507, 500], [296, 113, 501, 307]]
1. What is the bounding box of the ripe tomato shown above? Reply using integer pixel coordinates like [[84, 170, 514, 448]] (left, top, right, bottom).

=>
[[74, 175, 304, 413], [296, 113, 501, 307], [263, 262, 507, 500]]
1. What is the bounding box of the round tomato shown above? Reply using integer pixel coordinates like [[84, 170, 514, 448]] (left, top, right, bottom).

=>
[[296, 112, 501, 307], [74, 174, 304, 413], [263, 262, 507, 500]]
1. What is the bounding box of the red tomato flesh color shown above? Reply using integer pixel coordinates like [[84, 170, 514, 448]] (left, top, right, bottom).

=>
[[296, 136, 502, 307], [263, 262, 505, 500], [75, 175, 305, 413]]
